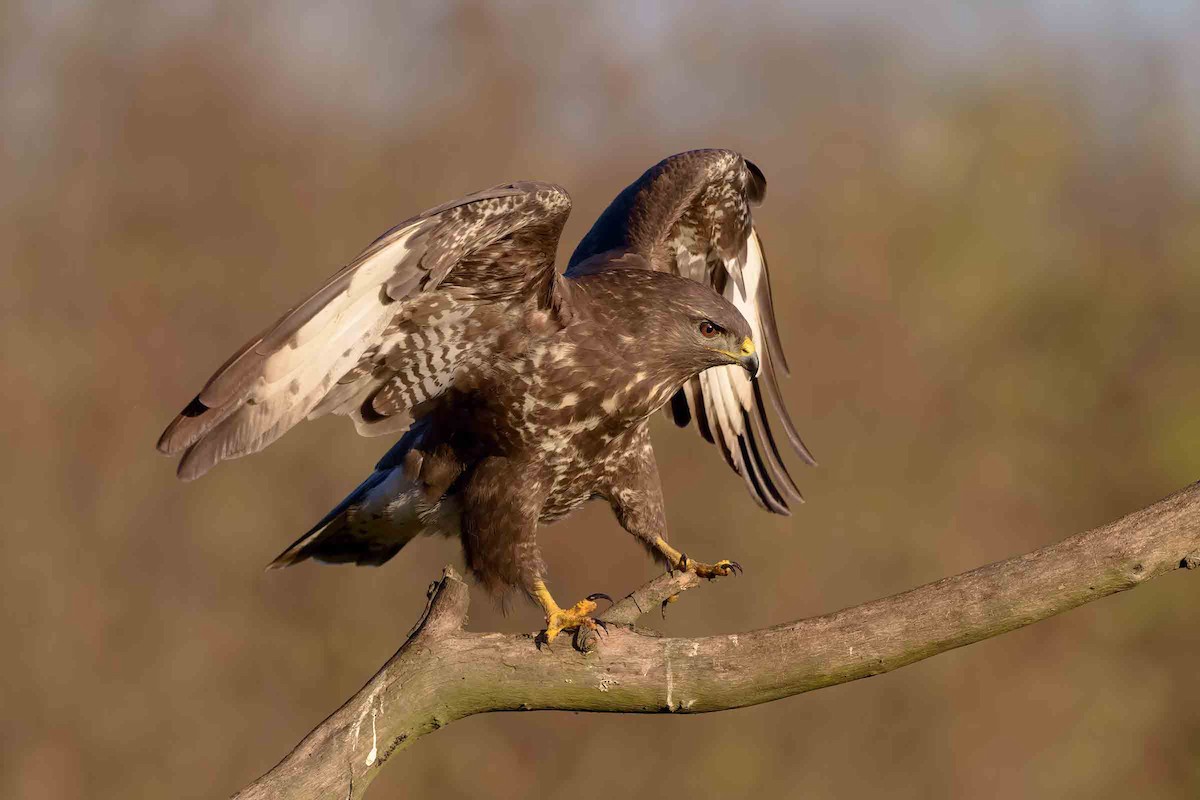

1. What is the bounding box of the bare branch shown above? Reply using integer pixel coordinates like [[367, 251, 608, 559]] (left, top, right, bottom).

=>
[[602, 568, 702, 626], [233, 481, 1200, 800]]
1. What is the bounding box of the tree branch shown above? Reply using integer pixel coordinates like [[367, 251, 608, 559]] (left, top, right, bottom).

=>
[[233, 481, 1200, 800]]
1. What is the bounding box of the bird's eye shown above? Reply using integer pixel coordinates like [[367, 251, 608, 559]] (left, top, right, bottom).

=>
[[698, 320, 719, 338]]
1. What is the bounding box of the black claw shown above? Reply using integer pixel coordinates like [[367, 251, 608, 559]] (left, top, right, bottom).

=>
[[677, 553, 689, 572], [594, 618, 609, 635], [728, 561, 743, 575], [661, 599, 670, 619], [586, 592, 613, 606]]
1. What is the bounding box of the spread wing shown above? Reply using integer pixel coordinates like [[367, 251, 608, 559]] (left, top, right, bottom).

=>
[[158, 182, 571, 480], [568, 149, 815, 514]]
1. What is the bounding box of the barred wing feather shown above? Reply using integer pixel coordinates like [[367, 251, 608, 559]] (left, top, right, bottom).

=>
[[157, 182, 570, 479]]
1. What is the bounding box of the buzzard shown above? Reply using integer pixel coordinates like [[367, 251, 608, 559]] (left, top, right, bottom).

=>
[[158, 149, 815, 642]]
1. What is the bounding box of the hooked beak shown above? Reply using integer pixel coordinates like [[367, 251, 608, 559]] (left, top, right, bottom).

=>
[[710, 338, 758, 376], [738, 337, 760, 376], [713, 337, 759, 375]]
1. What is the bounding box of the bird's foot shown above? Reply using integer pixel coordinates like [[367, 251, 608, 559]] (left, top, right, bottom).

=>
[[653, 537, 743, 581], [673, 553, 743, 580], [535, 588, 612, 646]]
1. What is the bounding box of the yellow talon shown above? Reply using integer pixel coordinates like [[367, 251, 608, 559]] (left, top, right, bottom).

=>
[[545, 599, 598, 642], [532, 580, 610, 644], [653, 538, 743, 580], [687, 558, 743, 579]]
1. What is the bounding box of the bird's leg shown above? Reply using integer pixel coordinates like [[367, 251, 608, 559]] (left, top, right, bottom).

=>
[[531, 580, 611, 644], [603, 437, 743, 583], [653, 536, 743, 579]]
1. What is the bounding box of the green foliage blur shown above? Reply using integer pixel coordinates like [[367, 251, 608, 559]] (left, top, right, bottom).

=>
[[3, 3, 1199, 798]]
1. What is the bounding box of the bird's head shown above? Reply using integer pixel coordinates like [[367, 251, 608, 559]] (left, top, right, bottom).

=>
[[607, 271, 759, 378]]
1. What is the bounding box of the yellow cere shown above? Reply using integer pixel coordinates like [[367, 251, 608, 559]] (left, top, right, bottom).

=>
[[714, 337, 755, 360]]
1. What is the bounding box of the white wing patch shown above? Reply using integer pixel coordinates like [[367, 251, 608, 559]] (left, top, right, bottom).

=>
[[725, 230, 766, 380], [160, 181, 571, 479]]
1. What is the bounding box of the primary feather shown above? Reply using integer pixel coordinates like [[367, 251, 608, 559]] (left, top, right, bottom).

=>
[[158, 182, 570, 479]]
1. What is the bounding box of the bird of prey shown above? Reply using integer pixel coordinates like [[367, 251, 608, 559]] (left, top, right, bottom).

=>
[[158, 149, 815, 642]]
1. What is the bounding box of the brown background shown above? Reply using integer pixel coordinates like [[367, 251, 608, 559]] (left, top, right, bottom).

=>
[[4, 3, 1200, 798]]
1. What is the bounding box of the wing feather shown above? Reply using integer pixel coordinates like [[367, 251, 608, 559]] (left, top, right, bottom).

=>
[[159, 182, 571, 479]]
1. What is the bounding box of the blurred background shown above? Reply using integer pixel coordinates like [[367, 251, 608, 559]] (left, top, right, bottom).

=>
[[4, 1, 1200, 798]]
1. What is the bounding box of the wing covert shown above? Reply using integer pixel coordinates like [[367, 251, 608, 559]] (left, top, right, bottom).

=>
[[158, 182, 571, 479]]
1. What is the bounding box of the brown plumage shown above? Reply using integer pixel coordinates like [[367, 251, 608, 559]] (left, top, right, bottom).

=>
[[157, 149, 815, 639]]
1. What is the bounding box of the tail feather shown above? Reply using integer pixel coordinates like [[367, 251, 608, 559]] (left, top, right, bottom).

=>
[[267, 468, 410, 568], [269, 419, 453, 569]]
